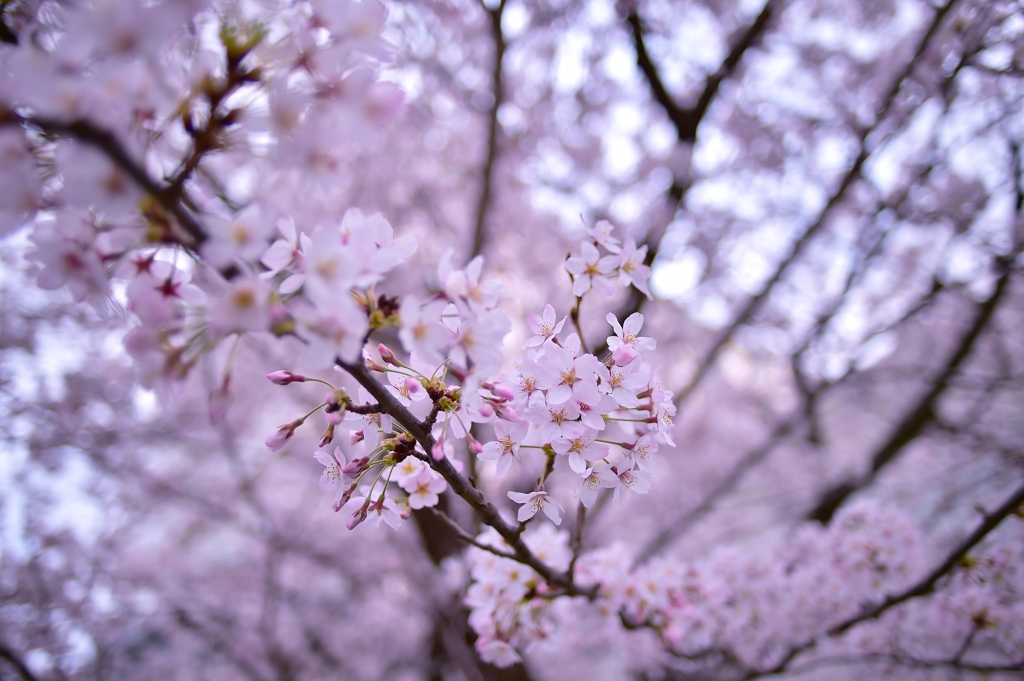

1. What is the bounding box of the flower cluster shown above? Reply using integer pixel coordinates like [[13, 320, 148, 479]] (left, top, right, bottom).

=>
[[2, 0, 406, 398], [464, 525, 573, 667]]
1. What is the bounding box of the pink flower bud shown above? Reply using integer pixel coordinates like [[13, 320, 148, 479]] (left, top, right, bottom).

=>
[[378, 343, 399, 365], [342, 456, 369, 476], [266, 370, 305, 385], [319, 424, 335, 448], [325, 411, 343, 425], [265, 418, 303, 452], [466, 433, 484, 455], [404, 377, 421, 394], [478, 402, 494, 418], [495, 404, 519, 422], [346, 508, 367, 530], [611, 345, 639, 367], [334, 485, 356, 512], [431, 437, 446, 461], [489, 382, 516, 401]]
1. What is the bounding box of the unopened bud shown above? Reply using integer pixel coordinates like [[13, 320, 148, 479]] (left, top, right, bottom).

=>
[[431, 437, 446, 461], [478, 403, 494, 418], [342, 456, 370, 477], [611, 345, 639, 367], [265, 418, 303, 452], [378, 343, 400, 365], [488, 382, 516, 401], [346, 508, 367, 530], [404, 377, 421, 394], [495, 404, 519, 422], [266, 370, 306, 385], [466, 432, 484, 455], [319, 423, 335, 448]]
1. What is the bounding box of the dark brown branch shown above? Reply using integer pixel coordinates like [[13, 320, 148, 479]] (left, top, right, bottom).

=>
[[598, 2, 777, 356], [337, 357, 596, 598], [0, 109, 208, 248], [0, 643, 42, 681], [469, 0, 507, 260], [427, 507, 516, 560], [628, 0, 776, 144]]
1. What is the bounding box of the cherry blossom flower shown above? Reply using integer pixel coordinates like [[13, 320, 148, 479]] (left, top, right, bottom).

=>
[[576, 465, 618, 507], [536, 338, 603, 405], [476, 638, 521, 667], [404, 468, 447, 509], [589, 219, 621, 253], [479, 420, 529, 476], [603, 360, 649, 409], [606, 313, 656, 358], [612, 465, 652, 505], [524, 304, 566, 348], [565, 241, 618, 296], [314, 446, 353, 511], [553, 430, 609, 475], [398, 295, 452, 364], [617, 238, 652, 299], [202, 206, 276, 269], [525, 399, 585, 443], [507, 489, 565, 525], [206, 275, 271, 335]]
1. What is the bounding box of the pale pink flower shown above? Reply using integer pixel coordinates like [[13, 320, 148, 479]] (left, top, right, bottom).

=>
[[523, 304, 565, 348], [405, 468, 447, 509], [206, 275, 271, 335], [552, 430, 608, 475], [617, 238, 652, 299], [393, 457, 427, 489], [613, 465, 652, 505], [479, 420, 529, 476], [476, 638, 521, 668], [606, 312, 656, 355], [565, 241, 618, 296], [398, 295, 452, 364], [507, 489, 565, 525], [589, 219, 621, 253], [314, 446, 353, 511], [576, 464, 618, 507]]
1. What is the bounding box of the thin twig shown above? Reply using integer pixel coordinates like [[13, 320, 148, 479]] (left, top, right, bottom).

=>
[[428, 507, 516, 560]]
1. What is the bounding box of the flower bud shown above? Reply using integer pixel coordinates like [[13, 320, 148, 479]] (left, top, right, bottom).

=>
[[488, 382, 516, 401], [431, 437, 446, 461], [265, 370, 305, 385], [319, 423, 335, 448], [346, 508, 367, 530], [378, 343, 399, 365], [265, 418, 303, 452], [466, 432, 484, 455], [495, 404, 519, 422], [404, 377, 421, 394], [611, 344, 639, 367]]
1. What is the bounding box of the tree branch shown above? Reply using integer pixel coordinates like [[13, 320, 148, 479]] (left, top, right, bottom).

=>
[[671, 0, 962, 411], [469, 0, 507, 260], [808, 258, 1016, 522], [0, 109, 208, 248], [337, 357, 596, 597], [0, 643, 42, 681], [740, 479, 1024, 680]]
